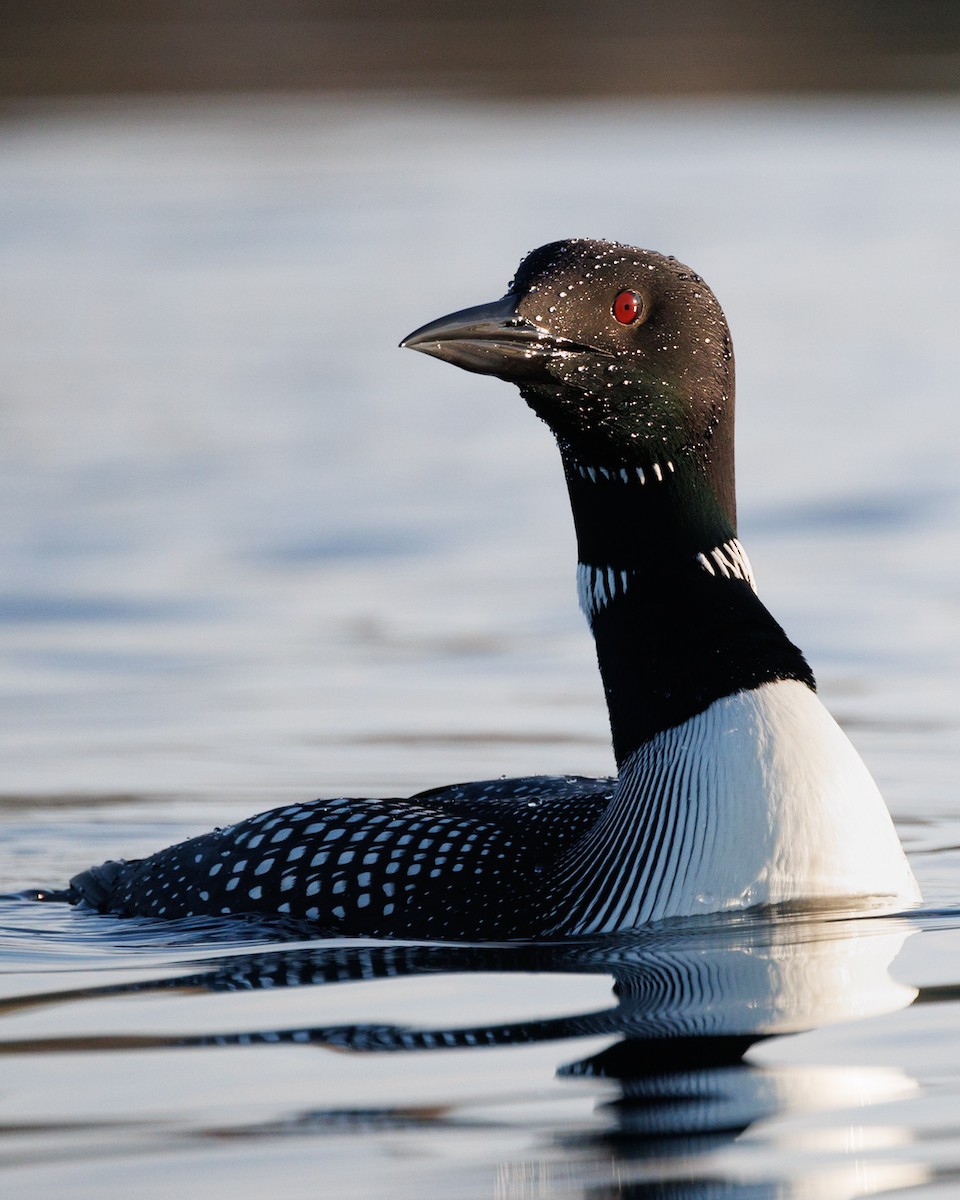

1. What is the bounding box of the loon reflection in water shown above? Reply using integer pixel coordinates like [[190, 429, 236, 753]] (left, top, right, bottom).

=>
[[0, 907, 923, 1196], [55, 238, 918, 936]]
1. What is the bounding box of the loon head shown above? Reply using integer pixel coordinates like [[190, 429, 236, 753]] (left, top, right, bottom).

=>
[[402, 238, 736, 533]]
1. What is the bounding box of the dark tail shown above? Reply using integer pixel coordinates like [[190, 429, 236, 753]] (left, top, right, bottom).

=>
[[66, 859, 133, 910]]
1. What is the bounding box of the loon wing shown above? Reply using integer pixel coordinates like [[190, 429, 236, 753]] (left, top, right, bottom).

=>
[[410, 773, 615, 819], [67, 776, 616, 938]]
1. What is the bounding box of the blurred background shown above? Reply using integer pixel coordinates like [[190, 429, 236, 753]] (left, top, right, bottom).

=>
[[1, 3, 959, 824], [2, 1, 960, 99]]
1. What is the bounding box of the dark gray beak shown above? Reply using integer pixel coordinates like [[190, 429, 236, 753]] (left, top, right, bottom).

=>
[[401, 294, 556, 383]]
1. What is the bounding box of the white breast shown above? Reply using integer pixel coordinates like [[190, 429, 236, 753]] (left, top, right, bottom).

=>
[[551, 679, 920, 933]]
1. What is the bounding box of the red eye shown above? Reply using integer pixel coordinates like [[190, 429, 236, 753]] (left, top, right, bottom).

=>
[[613, 290, 643, 324]]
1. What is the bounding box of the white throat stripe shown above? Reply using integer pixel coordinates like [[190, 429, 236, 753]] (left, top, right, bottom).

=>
[[574, 461, 674, 485], [577, 562, 630, 617], [696, 538, 757, 592]]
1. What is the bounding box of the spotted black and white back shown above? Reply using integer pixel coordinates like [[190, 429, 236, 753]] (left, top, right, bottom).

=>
[[72, 775, 615, 939]]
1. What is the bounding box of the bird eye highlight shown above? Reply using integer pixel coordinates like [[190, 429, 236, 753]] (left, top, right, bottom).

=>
[[612, 290, 643, 325]]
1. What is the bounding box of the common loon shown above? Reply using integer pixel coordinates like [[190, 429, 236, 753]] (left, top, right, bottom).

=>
[[64, 238, 920, 937]]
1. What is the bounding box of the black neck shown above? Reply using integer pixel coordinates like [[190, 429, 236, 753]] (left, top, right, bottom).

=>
[[561, 444, 734, 569], [559, 447, 814, 766]]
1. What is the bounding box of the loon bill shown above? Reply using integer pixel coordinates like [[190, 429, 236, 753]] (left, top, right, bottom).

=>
[[61, 238, 920, 937]]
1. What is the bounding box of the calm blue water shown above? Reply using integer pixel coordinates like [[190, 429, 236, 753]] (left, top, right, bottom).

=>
[[1, 95, 960, 1198]]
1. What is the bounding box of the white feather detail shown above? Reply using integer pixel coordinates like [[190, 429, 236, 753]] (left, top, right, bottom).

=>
[[570, 460, 674, 486], [698, 537, 757, 591], [577, 561, 630, 617], [578, 537, 756, 619], [548, 680, 920, 933]]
